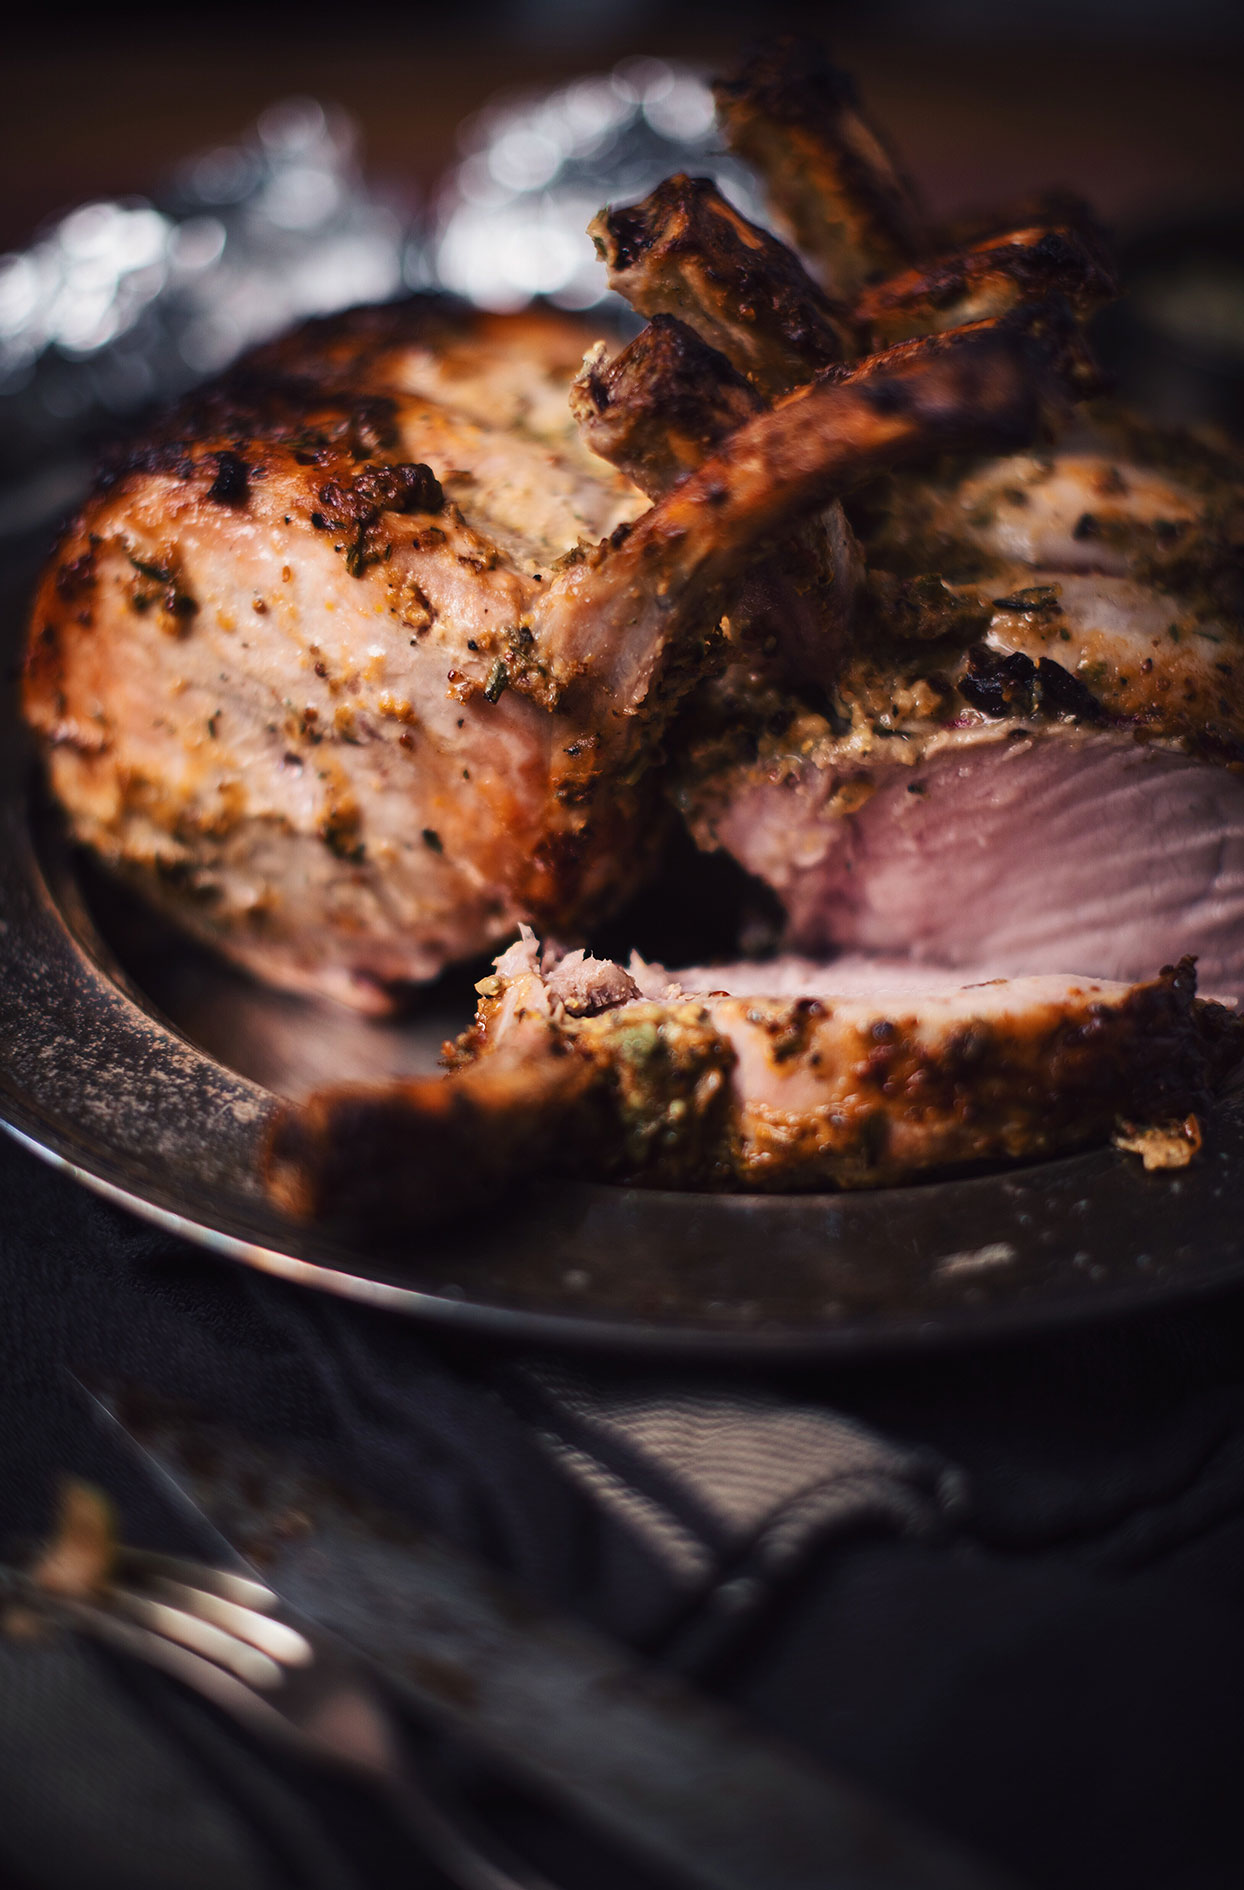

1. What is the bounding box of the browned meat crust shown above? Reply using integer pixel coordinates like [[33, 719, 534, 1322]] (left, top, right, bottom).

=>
[[712, 37, 927, 296], [265, 1011, 597, 1223], [24, 298, 656, 1005], [263, 941, 1241, 1221], [570, 314, 854, 693], [854, 223, 1119, 350], [589, 173, 852, 396], [569, 314, 763, 499]]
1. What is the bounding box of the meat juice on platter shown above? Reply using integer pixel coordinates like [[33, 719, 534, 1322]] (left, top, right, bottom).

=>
[[23, 38, 1244, 1222]]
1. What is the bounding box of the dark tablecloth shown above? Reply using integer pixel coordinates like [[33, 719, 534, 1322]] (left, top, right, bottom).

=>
[[3, 1130, 1244, 1890]]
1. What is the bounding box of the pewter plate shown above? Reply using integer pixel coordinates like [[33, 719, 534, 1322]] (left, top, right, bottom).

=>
[[4, 546, 1244, 1354]]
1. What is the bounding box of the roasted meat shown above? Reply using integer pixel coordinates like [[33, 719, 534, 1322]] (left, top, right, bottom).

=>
[[29, 34, 1244, 1215], [584, 45, 1244, 1005], [683, 414, 1244, 998], [589, 173, 853, 397], [265, 931, 1240, 1221], [569, 312, 861, 694], [853, 221, 1117, 351], [25, 299, 1058, 1007]]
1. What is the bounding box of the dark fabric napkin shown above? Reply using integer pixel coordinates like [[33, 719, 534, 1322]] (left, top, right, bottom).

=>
[[3, 1130, 1244, 1890]]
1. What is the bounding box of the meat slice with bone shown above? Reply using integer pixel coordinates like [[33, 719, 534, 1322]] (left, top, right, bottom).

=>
[[265, 931, 1240, 1222], [24, 295, 1058, 1008]]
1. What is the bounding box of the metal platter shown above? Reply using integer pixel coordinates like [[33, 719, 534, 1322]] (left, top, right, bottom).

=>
[[3, 547, 1244, 1355]]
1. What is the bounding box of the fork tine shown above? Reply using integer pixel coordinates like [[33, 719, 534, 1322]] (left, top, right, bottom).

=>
[[116, 1548, 279, 1611], [139, 1574, 313, 1667], [56, 1597, 297, 1737], [109, 1588, 284, 1689]]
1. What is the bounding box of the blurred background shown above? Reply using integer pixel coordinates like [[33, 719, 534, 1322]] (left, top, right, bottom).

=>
[[6, 0, 1242, 248], [2, 0, 1243, 509]]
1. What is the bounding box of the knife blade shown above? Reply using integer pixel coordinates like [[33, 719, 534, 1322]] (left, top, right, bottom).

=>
[[77, 1381, 1013, 1890]]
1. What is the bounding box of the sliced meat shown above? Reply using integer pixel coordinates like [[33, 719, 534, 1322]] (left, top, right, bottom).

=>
[[265, 1000, 598, 1222], [684, 404, 1244, 1000], [264, 932, 1240, 1219], [694, 733, 1244, 1000]]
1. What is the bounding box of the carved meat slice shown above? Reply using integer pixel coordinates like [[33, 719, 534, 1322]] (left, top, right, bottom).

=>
[[695, 734, 1244, 1000], [264, 933, 1239, 1221]]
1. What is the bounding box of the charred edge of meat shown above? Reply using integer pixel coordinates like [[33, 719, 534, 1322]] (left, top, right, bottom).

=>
[[829, 297, 1104, 412], [589, 174, 852, 396], [712, 35, 927, 291], [958, 643, 1108, 723], [94, 371, 404, 499], [854, 224, 1120, 349], [312, 461, 444, 576], [206, 451, 249, 507], [940, 188, 1114, 261], [90, 296, 491, 501], [262, 1026, 600, 1228], [571, 316, 763, 498]]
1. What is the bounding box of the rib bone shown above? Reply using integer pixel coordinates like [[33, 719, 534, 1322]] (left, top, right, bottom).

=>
[[713, 37, 927, 297], [571, 314, 855, 692], [855, 223, 1119, 350], [570, 314, 763, 499], [589, 173, 853, 396], [536, 321, 1057, 721]]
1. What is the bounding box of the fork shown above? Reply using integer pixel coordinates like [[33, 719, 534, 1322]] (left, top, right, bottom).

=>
[[4, 1532, 554, 1890]]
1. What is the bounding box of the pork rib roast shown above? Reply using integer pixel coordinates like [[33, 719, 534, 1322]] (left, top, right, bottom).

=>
[[24, 36, 1244, 1212]]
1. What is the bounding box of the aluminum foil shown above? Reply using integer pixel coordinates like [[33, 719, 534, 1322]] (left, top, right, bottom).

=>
[[0, 98, 409, 492], [0, 59, 765, 513], [427, 56, 765, 312]]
